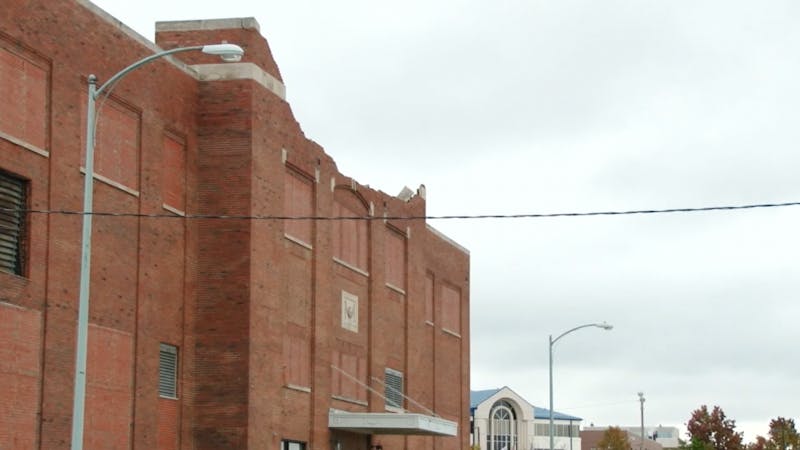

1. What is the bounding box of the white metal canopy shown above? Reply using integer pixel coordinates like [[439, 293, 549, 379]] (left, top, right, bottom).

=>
[[328, 409, 458, 437]]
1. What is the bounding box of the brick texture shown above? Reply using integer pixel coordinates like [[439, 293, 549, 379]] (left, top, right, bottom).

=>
[[1, 1, 470, 449], [84, 325, 133, 450], [157, 398, 179, 450], [0, 43, 48, 150], [0, 304, 42, 450]]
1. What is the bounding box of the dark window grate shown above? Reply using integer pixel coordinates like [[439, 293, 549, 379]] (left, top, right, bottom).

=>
[[159, 343, 178, 398], [0, 172, 27, 275], [384, 368, 403, 408]]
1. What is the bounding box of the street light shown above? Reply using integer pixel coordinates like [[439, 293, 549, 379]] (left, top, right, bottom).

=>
[[71, 42, 244, 450], [638, 392, 645, 450], [549, 322, 613, 450]]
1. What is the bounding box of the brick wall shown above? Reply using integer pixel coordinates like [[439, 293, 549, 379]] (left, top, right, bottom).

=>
[[1, 2, 470, 449]]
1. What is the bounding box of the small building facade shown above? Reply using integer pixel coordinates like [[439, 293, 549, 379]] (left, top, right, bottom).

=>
[[471, 387, 582, 450], [581, 429, 665, 450], [583, 426, 679, 449], [0, 1, 470, 449]]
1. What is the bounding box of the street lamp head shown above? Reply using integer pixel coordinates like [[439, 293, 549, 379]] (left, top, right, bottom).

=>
[[201, 43, 245, 62], [598, 322, 613, 330]]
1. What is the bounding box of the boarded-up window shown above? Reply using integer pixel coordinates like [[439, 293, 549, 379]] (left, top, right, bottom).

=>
[[158, 344, 178, 398], [332, 191, 368, 271], [0, 171, 27, 276], [424, 273, 434, 323], [384, 368, 404, 409], [283, 336, 310, 388], [0, 44, 47, 150], [84, 96, 140, 190], [384, 228, 405, 291], [441, 284, 461, 335], [162, 133, 186, 211], [284, 170, 313, 244], [331, 350, 367, 403]]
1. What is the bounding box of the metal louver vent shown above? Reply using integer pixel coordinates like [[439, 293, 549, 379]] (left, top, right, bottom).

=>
[[159, 343, 178, 398], [384, 368, 404, 409], [0, 172, 26, 275]]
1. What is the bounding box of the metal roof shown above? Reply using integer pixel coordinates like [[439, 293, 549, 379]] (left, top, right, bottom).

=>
[[470, 388, 502, 408], [533, 406, 582, 421], [470, 389, 582, 421]]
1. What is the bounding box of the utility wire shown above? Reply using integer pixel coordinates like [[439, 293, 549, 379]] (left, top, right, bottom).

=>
[[5, 200, 800, 221]]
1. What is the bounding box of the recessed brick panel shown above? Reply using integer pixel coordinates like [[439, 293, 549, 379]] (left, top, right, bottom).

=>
[[285, 238, 312, 327], [284, 169, 313, 244], [82, 96, 140, 191], [441, 284, 461, 335], [332, 190, 368, 271], [0, 303, 41, 450], [162, 133, 186, 210], [283, 334, 310, 388], [157, 398, 179, 450], [84, 325, 133, 450], [424, 273, 434, 323], [384, 228, 406, 290], [331, 349, 368, 403], [0, 43, 47, 150]]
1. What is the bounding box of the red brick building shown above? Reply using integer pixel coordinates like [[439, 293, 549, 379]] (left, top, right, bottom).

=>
[[0, 1, 470, 449]]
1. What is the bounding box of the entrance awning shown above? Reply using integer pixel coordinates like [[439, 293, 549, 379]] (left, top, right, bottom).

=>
[[328, 409, 458, 437]]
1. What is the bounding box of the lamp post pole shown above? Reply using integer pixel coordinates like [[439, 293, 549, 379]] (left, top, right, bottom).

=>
[[638, 392, 645, 450], [549, 322, 613, 450], [71, 43, 243, 450]]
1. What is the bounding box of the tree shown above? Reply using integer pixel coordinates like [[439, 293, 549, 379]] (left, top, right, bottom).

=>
[[686, 405, 744, 450], [767, 417, 799, 450], [747, 436, 767, 450], [598, 426, 631, 450]]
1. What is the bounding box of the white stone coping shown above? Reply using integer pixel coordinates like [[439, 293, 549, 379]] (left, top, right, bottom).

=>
[[194, 62, 286, 100]]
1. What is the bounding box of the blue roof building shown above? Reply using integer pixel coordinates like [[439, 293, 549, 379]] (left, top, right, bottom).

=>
[[470, 387, 582, 450]]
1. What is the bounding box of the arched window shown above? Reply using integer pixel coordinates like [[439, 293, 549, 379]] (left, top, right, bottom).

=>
[[488, 400, 517, 450]]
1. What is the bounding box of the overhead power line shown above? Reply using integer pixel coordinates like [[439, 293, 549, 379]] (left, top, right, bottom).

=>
[[7, 200, 800, 221]]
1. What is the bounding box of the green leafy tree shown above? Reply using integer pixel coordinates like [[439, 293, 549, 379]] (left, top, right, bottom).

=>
[[686, 405, 744, 450], [598, 426, 631, 450], [767, 417, 799, 450]]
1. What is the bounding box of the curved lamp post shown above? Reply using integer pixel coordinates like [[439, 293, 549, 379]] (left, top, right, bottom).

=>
[[72, 43, 244, 450], [549, 322, 613, 450]]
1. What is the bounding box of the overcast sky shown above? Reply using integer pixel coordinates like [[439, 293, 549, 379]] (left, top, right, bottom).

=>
[[91, 0, 800, 442]]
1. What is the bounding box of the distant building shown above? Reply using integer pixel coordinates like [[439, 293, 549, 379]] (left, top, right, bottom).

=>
[[584, 426, 680, 449], [581, 429, 665, 450], [471, 387, 582, 450]]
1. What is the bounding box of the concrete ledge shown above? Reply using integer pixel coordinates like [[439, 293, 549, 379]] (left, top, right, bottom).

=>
[[193, 62, 286, 100], [156, 17, 260, 33]]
